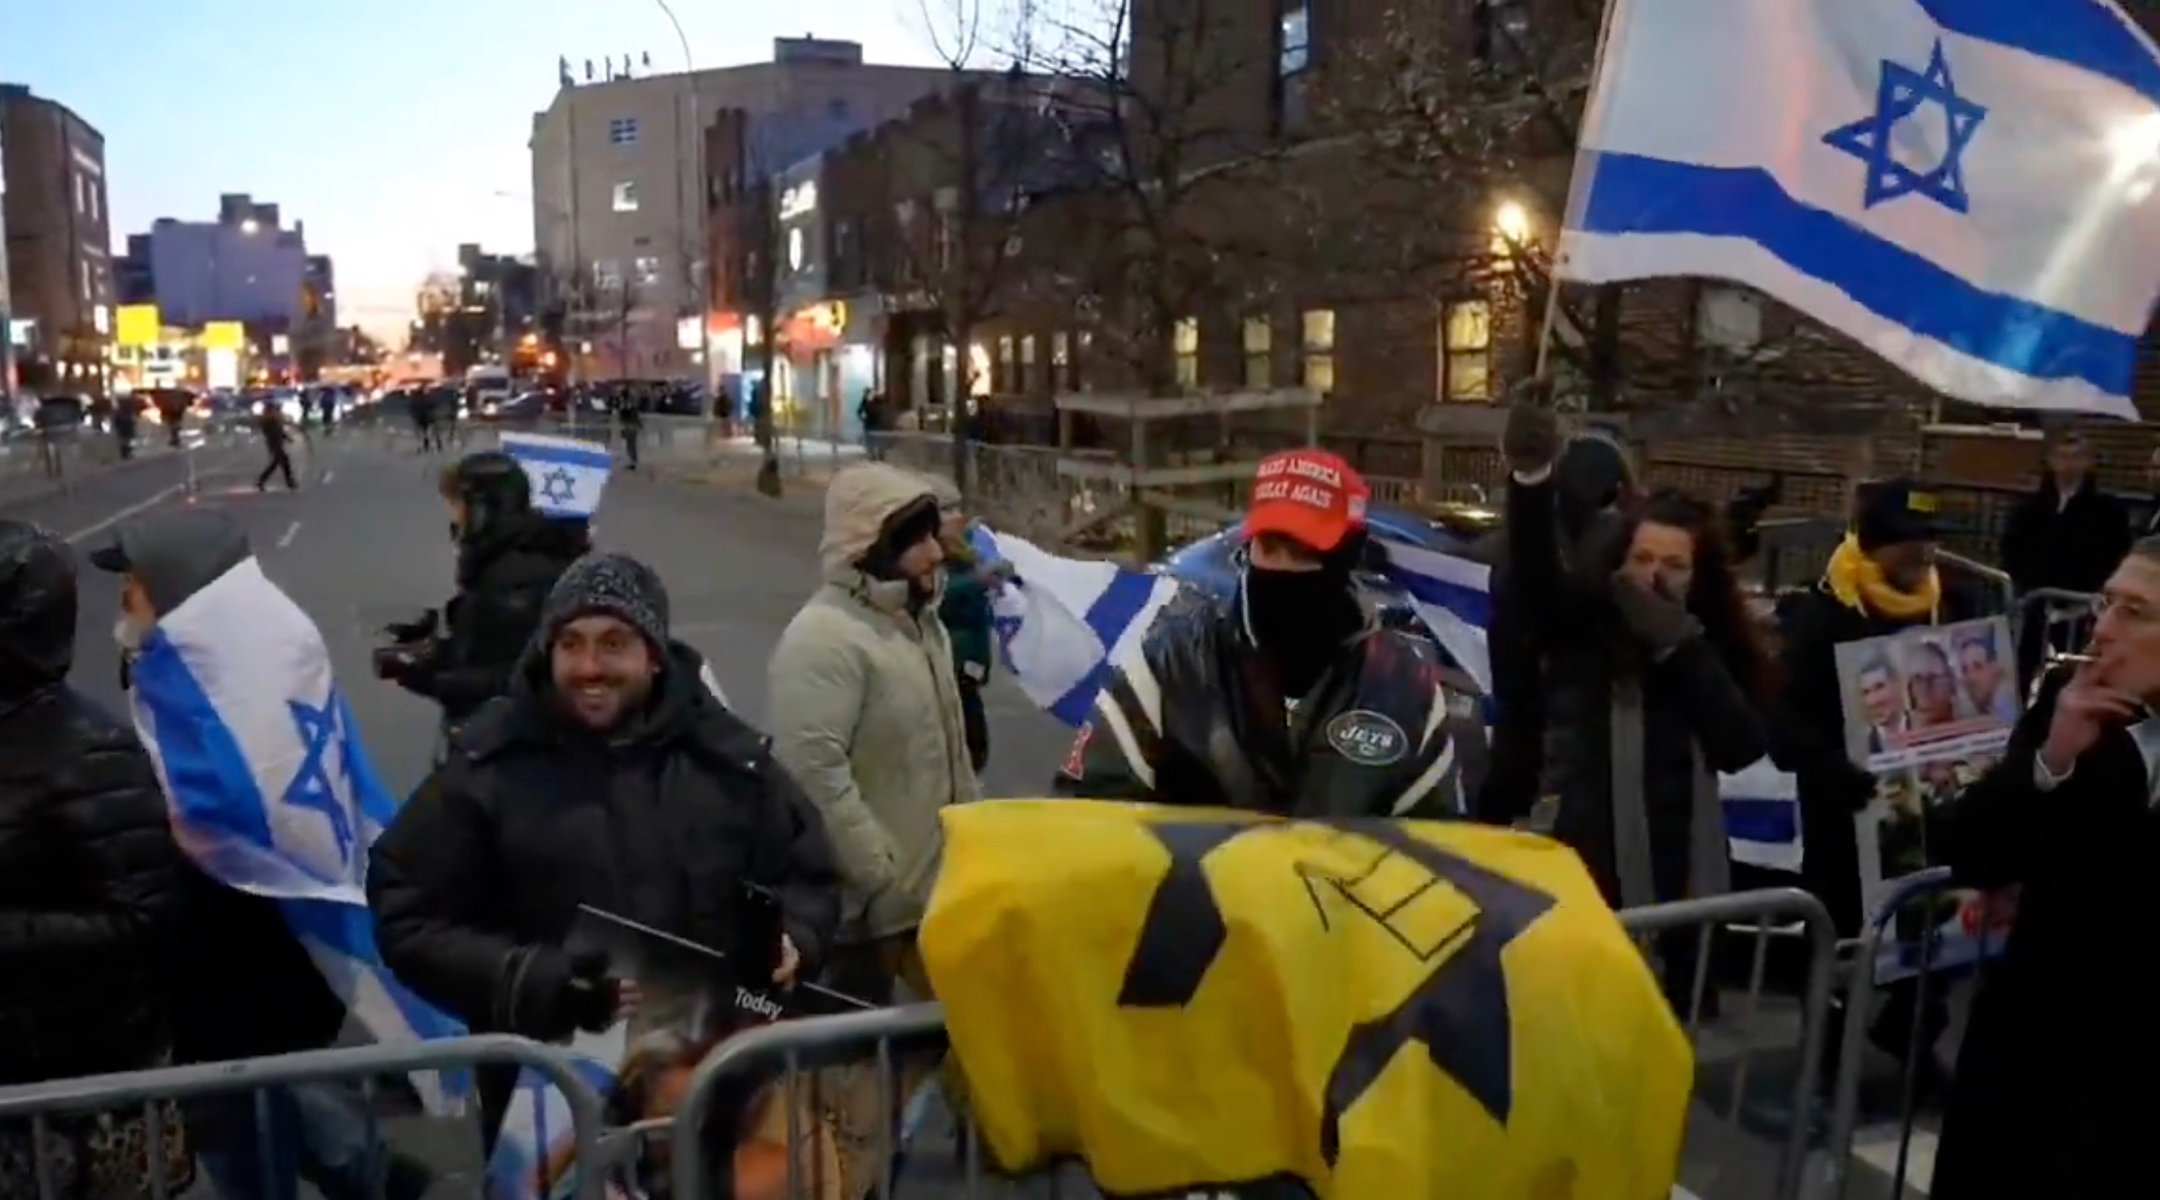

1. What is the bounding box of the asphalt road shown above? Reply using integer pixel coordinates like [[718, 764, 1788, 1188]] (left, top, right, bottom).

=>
[[3, 420, 1933, 1199]]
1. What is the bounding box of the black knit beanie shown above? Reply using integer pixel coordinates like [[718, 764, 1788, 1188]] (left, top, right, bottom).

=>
[[541, 552, 671, 651]]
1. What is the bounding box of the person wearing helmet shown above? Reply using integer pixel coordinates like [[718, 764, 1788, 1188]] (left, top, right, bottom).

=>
[[378, 451, 590, 731], [1054, 448, 1480, 817]]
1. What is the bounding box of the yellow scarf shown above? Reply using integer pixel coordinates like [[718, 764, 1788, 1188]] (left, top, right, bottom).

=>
[[1824, 534, 1940, 620]]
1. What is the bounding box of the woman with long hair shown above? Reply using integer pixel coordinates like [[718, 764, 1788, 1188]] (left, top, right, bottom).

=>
[[1495, 397, 1773, 928]]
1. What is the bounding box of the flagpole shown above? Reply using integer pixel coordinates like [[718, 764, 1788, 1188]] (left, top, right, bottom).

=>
[[1534, 0, 1628, 387]]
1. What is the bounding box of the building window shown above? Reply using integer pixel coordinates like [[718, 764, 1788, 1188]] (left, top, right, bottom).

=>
[[1172, 317, 1201, 390], [1052, 331, 1072, 392], [634, 256, 662, 286], [996, 336, 1015, 392], [609, 117, 640, 145], [593, 260, 623, 290], [1276, 2, 1312, 131], [1076, 331, 1094, 390], [1241, 316, 1273, 389], [1300, 309, 1335, 395], [612, 181, 640, 212], [1440, 300, 1493, 401], [1020, 334, 1038, 392], [1473, 0, 1531, 63]]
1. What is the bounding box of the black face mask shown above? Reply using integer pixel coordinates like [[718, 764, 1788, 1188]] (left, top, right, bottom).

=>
[[1243, 563, 1363, 694]]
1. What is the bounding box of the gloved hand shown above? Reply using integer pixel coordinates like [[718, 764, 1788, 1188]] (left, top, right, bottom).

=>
[[1501, 378, 1564, 476], [515, 949, 621, 1041], [383, 610, 440, 644], [1610, 574, 1702, 660], [372, 641, 439, 687]]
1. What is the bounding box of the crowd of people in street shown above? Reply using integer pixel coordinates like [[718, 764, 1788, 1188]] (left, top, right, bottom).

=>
[[0, 385, 2155, 1199]]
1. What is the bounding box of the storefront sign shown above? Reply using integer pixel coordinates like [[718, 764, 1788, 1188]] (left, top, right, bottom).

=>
[[779, 181, 818, 221]]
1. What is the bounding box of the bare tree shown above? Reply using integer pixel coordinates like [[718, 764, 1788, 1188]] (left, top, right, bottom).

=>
[[546, 263, 645, 382], [990, 0, 1295, 396]]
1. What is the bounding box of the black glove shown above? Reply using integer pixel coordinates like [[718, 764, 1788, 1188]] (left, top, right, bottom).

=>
[[1834, 761, 1879, 813], [515, 949, 620, 1041], [372, 642, 438, 686], [1501, 378, 1564, 476], [383, 610, 440, 644], [1609, 575, 1702, 660]]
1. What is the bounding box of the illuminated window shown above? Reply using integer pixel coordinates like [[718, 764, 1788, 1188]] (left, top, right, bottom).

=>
[[1020, 334, 1038, 392], [1300, 309, 1335, 395], [1441, 300, 1493, 401], [593, 260, 623, 290], [634, 256, 662, 286], [611, 182, 639, 212], [1241, 316, 1273, 389], [1077, 331, 1093, 390], [1276, 2, 1312, 131], [608, 117, 640, 145], [997, 335, 1015, 392], [1173, 317, 1200, 390]]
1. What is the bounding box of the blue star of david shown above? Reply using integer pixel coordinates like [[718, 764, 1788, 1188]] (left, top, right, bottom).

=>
[[539, 468, 578, 507], [1823, 39, 1987, 213], [285, 698, 355, 872]]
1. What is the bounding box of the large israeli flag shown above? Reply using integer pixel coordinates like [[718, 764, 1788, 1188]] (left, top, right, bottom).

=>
[[501, 432, 612, 518], [974, 524, 1804, 871], [1562, 0, 2160, 418], [125, 557, 467, 1108]]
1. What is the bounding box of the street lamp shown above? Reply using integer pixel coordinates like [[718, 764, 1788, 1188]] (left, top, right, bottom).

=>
[[1493, 200, 1531, 246], [646, 0, 707, 394], [239, 218, 260, 235]]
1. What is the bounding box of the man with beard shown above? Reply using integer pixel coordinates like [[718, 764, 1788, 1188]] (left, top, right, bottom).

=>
[[378, 452, 589, 740], [369, 552, 840, 1146], [1055, 448, 1470, 819], [767, 462, 978, 1003]]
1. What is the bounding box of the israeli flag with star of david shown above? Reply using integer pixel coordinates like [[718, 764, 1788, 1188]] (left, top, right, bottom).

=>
[[1563, 0, 2160, 418], [125, 556, 467, 1109], [501, 431, 611, 519]]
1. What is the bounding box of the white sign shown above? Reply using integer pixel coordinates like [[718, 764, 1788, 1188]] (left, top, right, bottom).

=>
[[779, 181, 818, 221], [787, 228, 805, 272]]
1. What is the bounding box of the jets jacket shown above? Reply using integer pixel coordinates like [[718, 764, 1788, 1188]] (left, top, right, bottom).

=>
[[1054, 591, 1484, 818]]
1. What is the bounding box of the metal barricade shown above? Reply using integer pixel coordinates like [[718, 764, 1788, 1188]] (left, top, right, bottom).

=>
[[1618, 888, 1840, 1200], [665, 888, 1839, 1200], [2012, 586, 2098, 661], [1822, 868, 2008, 1200], [0, 1034, 610, 1200]]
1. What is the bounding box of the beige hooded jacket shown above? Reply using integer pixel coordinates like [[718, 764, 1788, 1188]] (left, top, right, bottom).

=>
[[766, 462, 979, 942]]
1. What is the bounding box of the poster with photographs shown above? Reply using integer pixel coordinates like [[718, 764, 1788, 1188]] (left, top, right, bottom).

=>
[[1833, 616, 2021, 983]]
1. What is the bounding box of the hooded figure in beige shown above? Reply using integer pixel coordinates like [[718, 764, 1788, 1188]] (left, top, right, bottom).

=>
[[767, 463, 979, 972]]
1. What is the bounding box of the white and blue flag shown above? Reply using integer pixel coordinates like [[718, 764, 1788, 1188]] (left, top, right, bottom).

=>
[[968, 525, 1183, 726], [972, 524, 1804, 871], [501, 432, 612, 519], [124, 556, 467, 1108], [1562, 0, 2160, 418]]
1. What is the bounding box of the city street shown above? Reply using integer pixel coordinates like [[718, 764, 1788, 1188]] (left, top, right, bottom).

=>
[[2, 425, 1927, 1200]]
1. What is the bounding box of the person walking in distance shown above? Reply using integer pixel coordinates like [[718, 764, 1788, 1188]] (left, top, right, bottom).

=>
[[256, 399, 298, 491]]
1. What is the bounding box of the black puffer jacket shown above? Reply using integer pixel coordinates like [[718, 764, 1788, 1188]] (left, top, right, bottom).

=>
[[0, 522, 188, 1085], [407, 511, 589, 722], [370, 639, 841, 1137]]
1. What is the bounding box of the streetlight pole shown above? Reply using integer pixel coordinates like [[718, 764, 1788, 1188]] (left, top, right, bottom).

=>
[[648, 0, 706, 409]]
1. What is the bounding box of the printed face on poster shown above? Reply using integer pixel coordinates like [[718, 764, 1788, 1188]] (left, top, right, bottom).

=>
[[1832, 616, 2019, 982]]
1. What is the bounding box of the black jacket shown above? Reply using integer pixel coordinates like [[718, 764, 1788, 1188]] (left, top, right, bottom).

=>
[[1999, 477, 2130, 596], [1053, 589, 1483, 818], [404, 512, 587, 722], [369, 641, 840, 1123], [1928, 673, 2160, 1197], [1480, 476, 1767, 905], [1766, 578, 1983, 934], [0, 529, 189, 1085]]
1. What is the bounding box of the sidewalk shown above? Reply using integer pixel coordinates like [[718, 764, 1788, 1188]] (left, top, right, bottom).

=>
[[642, 429, 863, 499]]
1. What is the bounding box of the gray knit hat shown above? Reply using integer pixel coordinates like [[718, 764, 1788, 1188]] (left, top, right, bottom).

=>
[[541, 552, 671, 651]]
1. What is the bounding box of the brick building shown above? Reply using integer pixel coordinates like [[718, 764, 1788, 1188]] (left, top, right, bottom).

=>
[[0, 83, 111, 398]]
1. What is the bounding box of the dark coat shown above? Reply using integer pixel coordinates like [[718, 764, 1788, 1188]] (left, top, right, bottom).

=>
[[369, 641, 841, 1134], [1999, 478, 2130, 596], [1766, 579, 1983, 935], [1928, 673, 2160, 1197], [0, 526, 190, 1084], [1488, 476, 1767, 905], [406, 512, 588, 721]]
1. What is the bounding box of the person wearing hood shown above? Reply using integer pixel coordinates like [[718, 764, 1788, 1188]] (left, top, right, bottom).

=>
[[370, 552, 840, 1146], [0, 519, 194, 1200], [767, 462, 978, 1004], [921, 473, 1011, 775], [379, 451, 589, 732], [2000, 428, 2129, 684], [93, 508, 421, 1200], [1055, 448, 1477, 821]]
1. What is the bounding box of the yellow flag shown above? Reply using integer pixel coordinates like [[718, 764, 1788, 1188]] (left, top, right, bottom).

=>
[[920, 802, 1692, 1200]]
